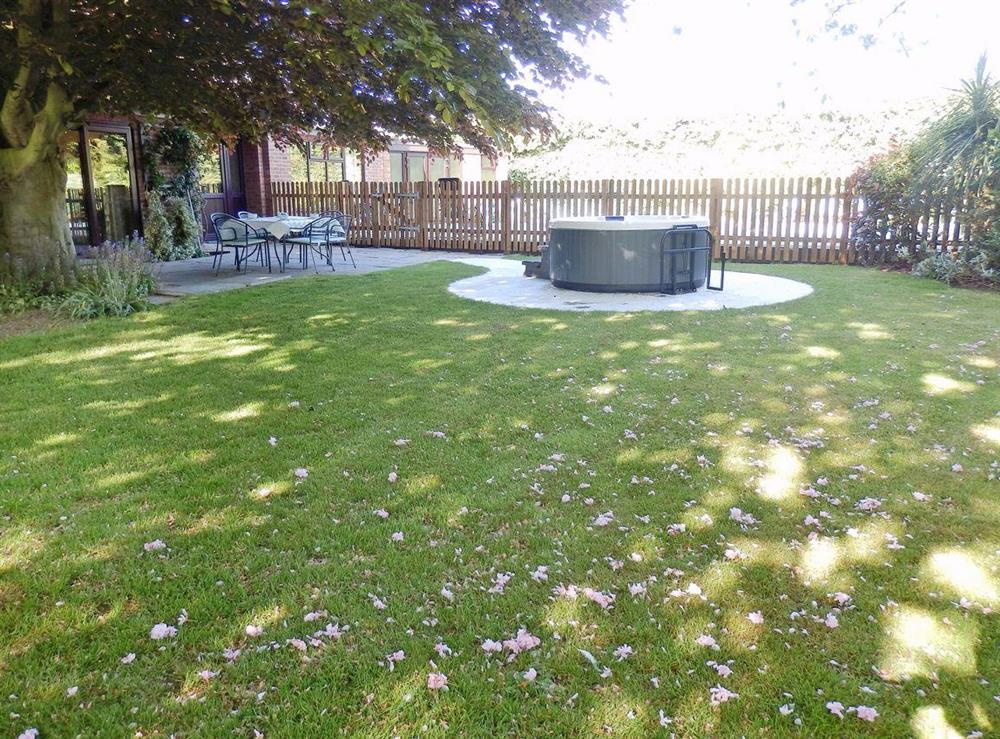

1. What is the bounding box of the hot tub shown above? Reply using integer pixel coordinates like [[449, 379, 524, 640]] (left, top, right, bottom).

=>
[[548, 215, 711, 293]]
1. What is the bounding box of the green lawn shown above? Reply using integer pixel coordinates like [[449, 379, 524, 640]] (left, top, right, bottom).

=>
[[1, 263, 998, 737]]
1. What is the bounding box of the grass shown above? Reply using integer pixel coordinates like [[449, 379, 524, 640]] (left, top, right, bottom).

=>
[[0, 262, 998, 737]]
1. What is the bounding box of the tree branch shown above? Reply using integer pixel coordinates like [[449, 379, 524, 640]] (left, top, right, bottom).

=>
[[0, 0, 46, 148]]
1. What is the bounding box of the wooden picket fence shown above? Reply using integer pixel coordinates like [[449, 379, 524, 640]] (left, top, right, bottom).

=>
[[268, 178, 974, 264]]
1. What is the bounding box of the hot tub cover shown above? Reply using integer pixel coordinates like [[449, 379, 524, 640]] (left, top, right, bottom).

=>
[[549, 215, 710, 231]]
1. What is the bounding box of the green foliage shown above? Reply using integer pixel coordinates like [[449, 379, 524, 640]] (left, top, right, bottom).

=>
[[912, 250, 999, 287], [1, 2, 623, 158], [142, 191, 174, 261], [0, 282, 62, 316], [59, 240, 155, 319], [143, 191, 202, 262], [911, 56, 1000, 206], [851, 55, 1000, 285], [145, 124, 210, 199], [144, 125, 206, 261], [164, 196, 202, 259], [849, 148, 923, 263]]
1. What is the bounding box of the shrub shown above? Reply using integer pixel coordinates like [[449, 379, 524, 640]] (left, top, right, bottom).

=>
[[164, 196, 203, 259], [0, 282, 62, 315], [851, 56, 1000, 287], [143, 191, 175, 261], [912, 251, 998, 287], [144, 191, 203, 261], [849, 148, 923, 264], [59, 238, 156, 319]]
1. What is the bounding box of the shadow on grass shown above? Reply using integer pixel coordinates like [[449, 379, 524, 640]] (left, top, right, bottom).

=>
[[0, 262, 998, 736]]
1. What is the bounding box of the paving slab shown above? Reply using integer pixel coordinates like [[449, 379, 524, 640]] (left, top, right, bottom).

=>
[[153, 247, 472, 297], [447, 258, 814, 312]]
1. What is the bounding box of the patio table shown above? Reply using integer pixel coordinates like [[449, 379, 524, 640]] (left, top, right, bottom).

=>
[[240, 215, 316, 240]]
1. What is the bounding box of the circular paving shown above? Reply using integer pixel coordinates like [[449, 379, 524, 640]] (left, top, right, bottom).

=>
[[447, 257, 814, 312]]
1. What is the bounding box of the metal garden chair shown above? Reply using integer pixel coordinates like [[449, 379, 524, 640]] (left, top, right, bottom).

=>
[[279, 216, 335, 272], [321, 211, 355, 268], [210, 213, 281, 274]]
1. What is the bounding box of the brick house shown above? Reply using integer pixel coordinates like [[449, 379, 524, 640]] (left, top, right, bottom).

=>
[[63, 118, 506, 247]]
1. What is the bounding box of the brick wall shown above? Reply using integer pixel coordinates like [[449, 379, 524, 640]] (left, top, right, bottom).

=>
[[364, 151, 393, 182], [268, 142, 293, 182], [241, 137, 296, 214], [240, 140, 267, 214]]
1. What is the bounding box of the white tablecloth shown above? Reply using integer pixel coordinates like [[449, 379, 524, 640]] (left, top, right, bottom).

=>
[[241, 216, 315, 240]]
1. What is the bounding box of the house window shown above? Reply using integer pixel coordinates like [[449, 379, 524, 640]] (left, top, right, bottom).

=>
[[388, 151, 430, 183], [429, 155, 463, 181], [289, 142, 346, 183], [481, 157, 497, 182]]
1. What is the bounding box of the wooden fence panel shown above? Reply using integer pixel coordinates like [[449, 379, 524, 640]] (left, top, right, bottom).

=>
[[267, 177, 975, 262]]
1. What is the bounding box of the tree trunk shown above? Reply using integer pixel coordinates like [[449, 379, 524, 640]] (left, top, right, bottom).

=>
[[0, 147, 75, 286]]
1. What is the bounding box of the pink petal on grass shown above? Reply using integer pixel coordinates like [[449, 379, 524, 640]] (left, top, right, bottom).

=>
[[149, 623, 177, 640], [427, 672, 448, 690]]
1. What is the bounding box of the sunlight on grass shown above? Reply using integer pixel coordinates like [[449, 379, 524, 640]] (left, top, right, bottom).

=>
[[799, 520, 898, 585], [971, 419, 1000, 447], [800, 537, 841, 581], [212, 403, 263, 423], [403, 473, 442, 494], [0, 527, 45, 570], [33, 431, 81, 448], [0, 262, 997, 735], [965, 356, 997, 369], [587, 693, 641, 734], [252, 481, 291, 500], [805, 345, 841, 359], [756, 445, 802, 502], [129, 333, 269, 364], [912, 705, 964, 739], [923, 549, 1000, 606], [544, 598, 585, 644], [95, 469, 149, 489], [847, 321, 892, 340], [922, 373, 975, 396], [879, 606, 977, 681], [589, 383, 617, 397]]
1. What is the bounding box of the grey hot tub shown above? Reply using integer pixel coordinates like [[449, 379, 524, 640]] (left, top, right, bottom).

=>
[[548, 215, 711, 293]]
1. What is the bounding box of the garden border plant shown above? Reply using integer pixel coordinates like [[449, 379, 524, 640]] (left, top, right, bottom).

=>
[[850, 55, 1000, 288]]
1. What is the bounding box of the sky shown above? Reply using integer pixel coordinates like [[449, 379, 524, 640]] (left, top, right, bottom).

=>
[[544, 0, 1000, 123]]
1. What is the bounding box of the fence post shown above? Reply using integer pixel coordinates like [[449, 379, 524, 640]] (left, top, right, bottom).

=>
[[335, 181, 346, 215], [501, 180, 512, 253], [709, 178, 723, 258], [370, 183, 381, 248], [839, 178, 854, 265], [601, 179, 614, 215], [415, 181, 427, 249]]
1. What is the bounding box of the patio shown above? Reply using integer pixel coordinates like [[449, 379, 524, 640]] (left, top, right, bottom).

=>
[[152, 246, 483, 297]]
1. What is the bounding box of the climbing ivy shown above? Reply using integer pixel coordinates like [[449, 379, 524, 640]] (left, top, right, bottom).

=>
[[144, 124, 210, 260]]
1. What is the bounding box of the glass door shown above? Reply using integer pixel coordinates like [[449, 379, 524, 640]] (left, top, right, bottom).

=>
[[61, 133, 90, 251], [63, 123, 142, 248], [197, 142, 245, 239], [84, 126, 140, 243]]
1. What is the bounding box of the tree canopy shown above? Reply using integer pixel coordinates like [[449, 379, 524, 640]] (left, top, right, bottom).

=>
[[0, 0, 625, 156]]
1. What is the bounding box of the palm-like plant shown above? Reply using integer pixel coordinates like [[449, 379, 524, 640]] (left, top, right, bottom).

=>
[[912, 55, 1000, 246]]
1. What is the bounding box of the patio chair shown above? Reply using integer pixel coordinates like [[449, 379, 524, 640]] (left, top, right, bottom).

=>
[[279, 216, 336, 272], [237, 210, 258, 219], [206, 212, 233, 271], [210, 213, 281, 274], [321, 211, 356, 269]]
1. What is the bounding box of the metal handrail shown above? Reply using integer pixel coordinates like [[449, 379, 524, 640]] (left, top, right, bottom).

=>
[[658, 227, 725, 294]]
